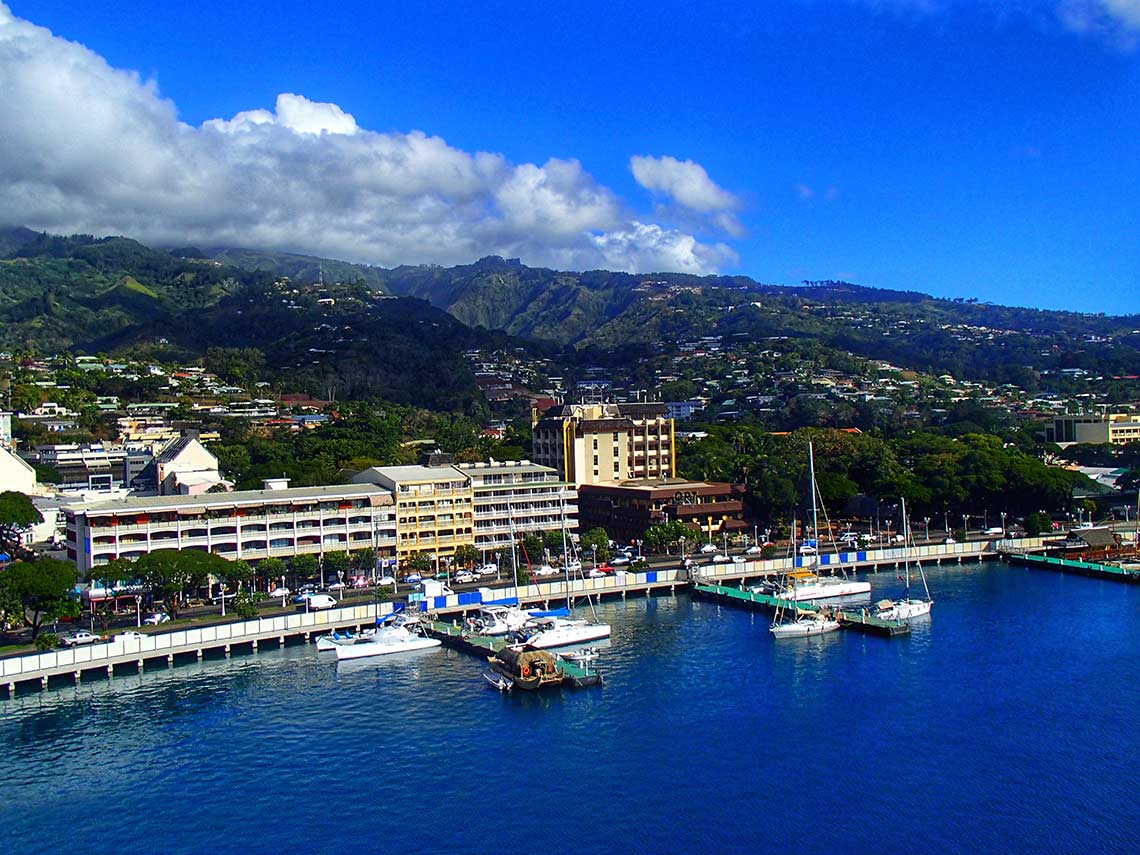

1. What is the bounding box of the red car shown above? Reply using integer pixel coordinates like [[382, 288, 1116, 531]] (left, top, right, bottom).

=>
[[588, 564, 616, 577]]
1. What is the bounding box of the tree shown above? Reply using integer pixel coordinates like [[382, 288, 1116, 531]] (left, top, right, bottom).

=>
[[452, 544, 479, 569], [350, 548, 376, 575], [0, 491, 43, 558], [89, 557, 138, 631], [579, 527, 611, 562], [257, 557, 287, 591], [643, 519, 691, 554], [0, 558, 78, 638], [134, 549, 227, 618], [520, 533, 545, 566], [403, 551, 432, 575], [290, 553, 319, 580], [323, 551, 351, 584]]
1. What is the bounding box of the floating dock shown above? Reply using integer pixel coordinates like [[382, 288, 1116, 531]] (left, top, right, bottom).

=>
[[691, 581, 911, 637], [422, 619, 602, 688], [1004, 551, 1140, 583]]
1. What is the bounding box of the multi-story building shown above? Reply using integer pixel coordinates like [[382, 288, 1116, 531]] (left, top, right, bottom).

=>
[[458, 460, 576, 557], [531, 402, 675, 487], [1046, 412, 1140, 446], [352, 459, 476, 566], [575, 478, 747, 547], [64, 479, 396, 574]]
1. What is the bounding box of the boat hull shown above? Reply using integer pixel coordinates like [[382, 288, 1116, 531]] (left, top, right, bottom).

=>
[[770, 618, 841, 638], [780, 579, 872, 601], [876, 598, 933, 621], [333, 634, 441, 660], [525, 622, 612, 649]]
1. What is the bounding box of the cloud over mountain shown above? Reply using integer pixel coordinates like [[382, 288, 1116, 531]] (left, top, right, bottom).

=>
[[630, 155, 744, 237], [0, 5, 736, 274]]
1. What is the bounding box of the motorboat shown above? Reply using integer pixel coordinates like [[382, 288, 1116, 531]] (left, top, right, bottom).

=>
[[770, 612, 841, 638], [464, 605, 529, 636], [519, 614, 612, 649], [333, 626, 441, 660], [315, 628, 375, 651]]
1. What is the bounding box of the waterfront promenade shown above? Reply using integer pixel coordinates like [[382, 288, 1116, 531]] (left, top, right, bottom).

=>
[[0, 535, 1063, 695]]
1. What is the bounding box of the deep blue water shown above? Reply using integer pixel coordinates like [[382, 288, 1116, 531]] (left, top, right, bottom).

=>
[[3, 562, 1139, 855]]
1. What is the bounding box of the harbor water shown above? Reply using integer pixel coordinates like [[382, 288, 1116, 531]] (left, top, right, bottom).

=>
[[3, 561, 1138, 854]]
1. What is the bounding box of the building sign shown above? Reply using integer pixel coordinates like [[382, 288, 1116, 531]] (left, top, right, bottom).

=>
[[673, 490, 698, 505]]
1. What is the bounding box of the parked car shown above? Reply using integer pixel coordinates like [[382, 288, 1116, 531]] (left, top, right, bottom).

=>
[[532, 564, 561, 577], [564, 559, 582, 573], [376, 575, 396, 587], [699, 543, 717, 554], [744, 544, 763, 555], [453, 570, 478, 584], [588, 564, 616, 577], [402, 573, 423, 584], [712, 553, 731, 563], [143, 612, 170, 625], [59, 630, 101, 647], [475, 563, 498, 577], [326, 581, 346, 591], [113, 631, 144, 642], [610, 554, 631, 566], [268, 586, 291, 598]]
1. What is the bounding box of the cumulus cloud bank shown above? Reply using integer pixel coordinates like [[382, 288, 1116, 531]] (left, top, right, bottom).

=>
[[1059, 0, 1140, 46], [630, 155, 744, 237], [0, 5, 738, 274]]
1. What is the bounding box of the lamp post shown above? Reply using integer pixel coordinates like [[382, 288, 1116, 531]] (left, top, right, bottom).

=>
[[923, 517, 930, 542], [1000, 511, 1007, 537], [280, 575, 286, 607], [722, 531, 729, 558], [679, 535, 687, 568], [962, 514, 968, 537], [944, 509, 949, 535]]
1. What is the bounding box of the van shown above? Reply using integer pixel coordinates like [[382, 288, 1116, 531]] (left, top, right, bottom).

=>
[[984, 527, 1004, 536], [298, 594, 337, 611]]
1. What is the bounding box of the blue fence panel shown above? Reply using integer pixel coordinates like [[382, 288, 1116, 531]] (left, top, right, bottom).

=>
[[819, 554, 832, 566], [457, 592, 480, 606], [857, 551, 867, 561], [433, 595, 449, 609], [646, 571, 658, 583]]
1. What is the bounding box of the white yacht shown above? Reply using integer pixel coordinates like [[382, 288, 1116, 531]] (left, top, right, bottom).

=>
[[874, 498, 934, 622], [522, 616, 612, 649], [333, 627, 441, 660], [315, 628, 375, 651], [465, 605, 529, 636], [774, 573, 872, 601]]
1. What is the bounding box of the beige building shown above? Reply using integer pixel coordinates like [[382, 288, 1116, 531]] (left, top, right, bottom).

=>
[[352, 460, 475, 565], [1046, 413, 1140, 446], [532, 403, 675, 487]]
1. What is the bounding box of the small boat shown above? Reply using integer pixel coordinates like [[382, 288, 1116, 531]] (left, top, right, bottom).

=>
[[772, 573, 872, 601], [315, 628, 375, 651], [464, 605, 528, 636], [483, 671, 514, 691], [486, 644, 566, 690], [520, 615, 612, 649], [333, 627, 442, 660], [770, 612, 841, 638]]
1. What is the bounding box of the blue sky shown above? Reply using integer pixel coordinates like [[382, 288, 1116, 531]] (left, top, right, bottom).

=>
[[2, 1, 1138, 313]]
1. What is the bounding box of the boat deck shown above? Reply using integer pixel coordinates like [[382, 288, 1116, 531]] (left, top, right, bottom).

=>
[[1004, 551, 1140, 583], [691, 581, 911, 638], [422, 620, 602, 687]]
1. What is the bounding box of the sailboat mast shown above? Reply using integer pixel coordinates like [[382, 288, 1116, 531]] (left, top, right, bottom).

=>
[[901, 496, 911, 598], [808, 441, 819, 551]]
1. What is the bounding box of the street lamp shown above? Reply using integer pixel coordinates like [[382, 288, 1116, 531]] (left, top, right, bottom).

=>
[[943, 509, 949, 534], [923, 517, 930, 542], [962, 514, 968, 536], [1000, 511, 1007, 537], [722, 531, 728, 557]]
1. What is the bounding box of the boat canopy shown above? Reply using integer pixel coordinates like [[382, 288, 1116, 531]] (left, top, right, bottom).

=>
[[527, 607, 571, 618], [482, 596, 520, 606]]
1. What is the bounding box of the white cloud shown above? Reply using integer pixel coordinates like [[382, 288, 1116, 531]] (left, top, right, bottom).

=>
[[1058, 0, 1140, 46], [630, 154, 744, 237], [0, 5, 736, 275]]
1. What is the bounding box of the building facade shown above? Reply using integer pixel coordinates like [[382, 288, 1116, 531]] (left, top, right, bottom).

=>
[[458, 460, 577, 556], [65, 481, 396, 574], [576, 478, 747, 546], [532, 402, 675, 487], [1046, 412, 1140, 446]]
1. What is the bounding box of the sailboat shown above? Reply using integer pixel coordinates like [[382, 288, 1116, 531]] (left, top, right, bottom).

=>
[[875, 497, 933, 621], [763, 441, 871, 604]]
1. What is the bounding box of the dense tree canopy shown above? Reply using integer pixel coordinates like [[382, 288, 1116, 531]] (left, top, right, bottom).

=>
[[0, 491, 43, 558]]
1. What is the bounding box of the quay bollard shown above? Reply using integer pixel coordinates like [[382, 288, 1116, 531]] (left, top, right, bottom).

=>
[[224, 644, 231, 658], [167, 654, 174, 665], [196, 650, 203, 660], [107, 664, 113, 677], [41, 676, 47, 689]]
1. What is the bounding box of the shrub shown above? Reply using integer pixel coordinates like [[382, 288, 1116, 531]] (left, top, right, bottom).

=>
[[36, 633, 59, 651]]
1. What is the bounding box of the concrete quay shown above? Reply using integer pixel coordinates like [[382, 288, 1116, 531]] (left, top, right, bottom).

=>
[[2, 568, 687, 695]]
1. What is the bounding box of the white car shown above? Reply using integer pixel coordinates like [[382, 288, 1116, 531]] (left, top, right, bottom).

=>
[[268, 587, 291, 598], [60, 630, 101, 646], [476, 563, 499, 577], [565, 560, 582, 573], [744, 545, 762, 555], [143, 612, 170, 625], [712, 553, 731, 563], [610, 554, 631, 566], [699, 543, 718, 554], [376, 575, 396, 587], [114, 631, 145, 642], [532, 565, 561, 577], [453, 570, 478, 584]]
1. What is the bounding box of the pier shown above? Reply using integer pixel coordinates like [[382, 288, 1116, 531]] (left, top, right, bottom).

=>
[[1004, 551, 1140, 583], [422, 619, 602, 687], [691, 581, 912, 637]]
